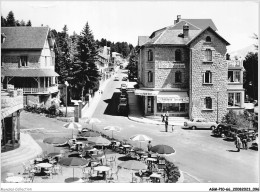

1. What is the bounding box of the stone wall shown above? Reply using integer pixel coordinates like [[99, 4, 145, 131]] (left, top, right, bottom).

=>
[[189, 29, 228, 122]]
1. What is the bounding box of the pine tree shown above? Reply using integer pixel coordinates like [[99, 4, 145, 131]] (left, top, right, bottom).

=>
[[6, 11, 16, 26], [26, 20, 32, 26], [70, 22, 100, 100], [20, 20, 26, 26], [1, 15, 7, 27]]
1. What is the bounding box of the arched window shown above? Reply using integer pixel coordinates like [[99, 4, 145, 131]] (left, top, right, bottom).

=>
[[148, 71, 153, 82], [205, 49, 212, 61], [148, 50, 153, 61], [175, 49, 181, 62], [206, 36, 211, 42], [175, 71, 182, 83], [204, 97, 212, 109]]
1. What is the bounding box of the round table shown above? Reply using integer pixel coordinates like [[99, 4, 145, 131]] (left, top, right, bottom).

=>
[[150, 173, 162, 183], [146, 158, 157, 162], [5, 176, 24, 183], [135, 150, 145, 159], [94, 166, 111, 180], [36, 163, 53, 168]]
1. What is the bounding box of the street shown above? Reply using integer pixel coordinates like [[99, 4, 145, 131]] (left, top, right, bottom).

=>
[[90, 69, 259, 183]]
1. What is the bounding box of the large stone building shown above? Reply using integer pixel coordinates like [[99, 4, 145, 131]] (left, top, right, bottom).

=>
[[96, 46, 111, 81], [1, 27, 59, 107], [136, 15, 245, 122]]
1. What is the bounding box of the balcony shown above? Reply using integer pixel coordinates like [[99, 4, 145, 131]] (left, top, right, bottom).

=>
[[16, 85, 58, 94], [226, 60, 243, 69]]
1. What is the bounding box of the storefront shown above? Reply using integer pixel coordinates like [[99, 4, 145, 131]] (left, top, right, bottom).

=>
[[135, 90, 189, 116]]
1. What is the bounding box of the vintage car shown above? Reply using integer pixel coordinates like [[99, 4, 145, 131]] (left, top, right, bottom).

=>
[[212, 123, 233, 137], [225, 126, 257, 141], [184, 118, 218, 130]]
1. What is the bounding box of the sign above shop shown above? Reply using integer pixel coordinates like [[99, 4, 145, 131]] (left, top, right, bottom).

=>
[[158, 61, 185, 69], [157, 92, 189, 103], [135, 89, 159, 96]]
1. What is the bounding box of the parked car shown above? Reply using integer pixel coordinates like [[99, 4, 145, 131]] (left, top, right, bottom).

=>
[[212, 123, 233, 137], [122, 76, 128, 81], [184, 118, 218, 130], [251, 140, 258, 150], [114, 76, 119, 81], [226, 125, 257, 141]]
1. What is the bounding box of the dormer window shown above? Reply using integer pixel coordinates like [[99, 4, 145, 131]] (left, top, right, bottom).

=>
[[175, 49, 182, 62], [206, 36, 211, 42], [19, 56, 28, 67], [148, 50, 153, 61]]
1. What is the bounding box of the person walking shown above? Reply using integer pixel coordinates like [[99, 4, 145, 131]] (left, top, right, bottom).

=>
[[242, 134, 248, 150], [165, 120, 168, 132], [147, 141, 152, 152], [235, 135, 242, 152], [165, 111, 169, 121]]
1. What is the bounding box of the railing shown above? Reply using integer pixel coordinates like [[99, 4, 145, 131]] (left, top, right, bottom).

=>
[[16, 85, 58, 94], [226, 60, 243, 68]]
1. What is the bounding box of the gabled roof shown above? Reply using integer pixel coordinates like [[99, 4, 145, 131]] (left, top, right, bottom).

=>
[[138, 36, 150, 46], [1, 27, 49, 49], [181, 19, 217, 31], [2, 68, 59, 77], [186, 26, 230, 46]]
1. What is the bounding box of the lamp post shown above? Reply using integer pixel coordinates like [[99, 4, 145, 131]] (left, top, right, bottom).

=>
[[64, 81, 69, 117]]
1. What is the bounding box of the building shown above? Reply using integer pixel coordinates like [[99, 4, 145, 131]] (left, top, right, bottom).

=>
[[1, 88, 23, 152], [1, 27, 59, 107], [111, 52, 123, 66], [96, 46, 111, 81], [136, 15, 245, 122]]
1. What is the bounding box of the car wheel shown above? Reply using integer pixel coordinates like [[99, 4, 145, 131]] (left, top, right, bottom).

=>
[[211, 126, 216, 130], [221, 133, 225, 138], [191, 126, 196, 130]]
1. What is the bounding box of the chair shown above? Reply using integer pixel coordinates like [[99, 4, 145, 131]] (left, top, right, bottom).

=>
[[53, 165, 62, 175], [109, 168, 119, 180], [132, 176, 138, 183], [44, 168, 53, 179], [22, 163, 30, 175], [24, 174, 34, 183]]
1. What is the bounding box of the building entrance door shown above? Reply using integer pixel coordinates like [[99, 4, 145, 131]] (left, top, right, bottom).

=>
[[147, 96, 154, 114]]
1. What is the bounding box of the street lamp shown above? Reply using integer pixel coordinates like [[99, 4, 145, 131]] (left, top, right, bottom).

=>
[[64, 81, 69, 117]]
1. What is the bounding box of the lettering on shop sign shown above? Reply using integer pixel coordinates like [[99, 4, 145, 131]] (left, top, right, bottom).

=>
[[158, 62, 185, 69], [157, 97, 189, 103]]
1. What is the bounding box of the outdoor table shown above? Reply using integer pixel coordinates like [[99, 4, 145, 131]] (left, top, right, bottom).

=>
[[35, 157, 43, 163], [146, 158, 157, 163], [5, 176, 24, 183], [94, 166, 110, 180], [135, 150, 145, 159], [150, 173, 162, 183], [122, 145, 131, 154], [36, 163, 53, 175]]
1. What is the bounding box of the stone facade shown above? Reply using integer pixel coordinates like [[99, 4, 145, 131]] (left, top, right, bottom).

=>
[[189, 30, 228, 122]]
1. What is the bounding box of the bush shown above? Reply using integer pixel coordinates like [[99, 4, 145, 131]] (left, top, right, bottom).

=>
[[222, 110, 253, 129], [160, 156, 181, 183]]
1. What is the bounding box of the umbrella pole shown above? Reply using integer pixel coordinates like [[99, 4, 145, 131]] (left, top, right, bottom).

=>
[[73, 168, 74, 181], [112, 131, 113, 139]]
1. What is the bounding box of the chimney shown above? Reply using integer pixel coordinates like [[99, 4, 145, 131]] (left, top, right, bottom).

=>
[[183, 23, 189, 38]]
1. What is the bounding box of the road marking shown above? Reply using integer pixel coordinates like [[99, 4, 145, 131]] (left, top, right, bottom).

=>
[[181, 171, 202, 183]]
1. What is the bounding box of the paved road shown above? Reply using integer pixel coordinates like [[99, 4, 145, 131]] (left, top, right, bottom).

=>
[[91, 69, 259, 183]]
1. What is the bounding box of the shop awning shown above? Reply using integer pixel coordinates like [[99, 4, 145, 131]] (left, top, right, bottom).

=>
[[135, 89, 159, 96], [157, 92, 189, 103]]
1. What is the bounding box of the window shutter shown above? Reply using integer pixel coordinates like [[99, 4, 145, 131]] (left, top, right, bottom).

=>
[[202, 73, 205, 84]]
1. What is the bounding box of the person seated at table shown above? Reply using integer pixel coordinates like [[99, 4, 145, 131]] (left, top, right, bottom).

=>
[[42, 158, 49, 163]]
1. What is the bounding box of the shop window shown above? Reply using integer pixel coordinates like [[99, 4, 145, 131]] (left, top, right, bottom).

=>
[[228, 93, 241, 107], [205, 49, 212, 61], [148, 71, 153, 82], [203, 71, 212, 84], [19, 56, 28, 67], [148, 50, 153, 61], [175, 71, 182, 83], [175, 49, 181, 62], [157, 103, 188, 113], [204, 97, 212, 109], [206, 36, 211, 42]]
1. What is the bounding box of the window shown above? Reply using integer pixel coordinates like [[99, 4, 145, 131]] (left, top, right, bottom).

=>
[[175, 49, 181, 62], [148, 50, 153, 61], [204, 97, 212, 109], [19, 56, 28, 67], [228, 70, 240, 82], [175, 71, 182, 83], [148, 71, 153, 82], [205, 49, 212, 61], [206, 36, 211, 42], [228, 93, 241, 107], [203, 71, 212, 84]]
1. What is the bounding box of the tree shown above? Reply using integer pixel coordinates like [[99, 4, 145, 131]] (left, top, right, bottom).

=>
[[252, 33, 258, 50], [243, 52, 258, 101], [26, 20, 32, 26], [20, 20, 26, 26], [1, 15, 7, 27], [6, 11, 16, 26], [15, 20, 20, 26], [69, 22, 100, 100]]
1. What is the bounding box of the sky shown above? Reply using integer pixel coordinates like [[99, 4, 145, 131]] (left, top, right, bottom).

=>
[[1, 0, 259, 53]]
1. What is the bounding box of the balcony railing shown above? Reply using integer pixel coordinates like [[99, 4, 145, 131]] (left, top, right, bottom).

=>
[[226, 60, 243, 68], [16, 85, 58, 94]]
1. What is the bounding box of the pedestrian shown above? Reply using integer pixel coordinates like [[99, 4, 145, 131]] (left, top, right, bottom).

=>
[[165, 120, 168, 132], [101, 90, 103, 94], [161, 113, 166, 122], [242, 134, 248, 150], [235, 135, 242, 152], [165, 111, 169, 121]]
